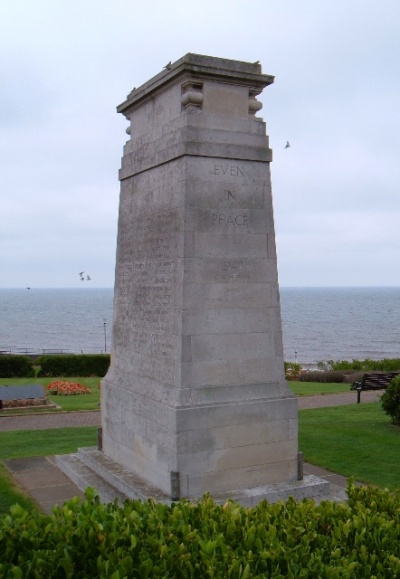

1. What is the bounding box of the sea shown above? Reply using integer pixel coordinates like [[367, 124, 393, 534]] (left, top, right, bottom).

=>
[[1, 287, 400, 367]]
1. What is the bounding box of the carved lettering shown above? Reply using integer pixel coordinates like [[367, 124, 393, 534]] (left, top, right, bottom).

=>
[[212, 213, 248, 227], [213, 260, 250, 281], [210, 164, 244, 177]]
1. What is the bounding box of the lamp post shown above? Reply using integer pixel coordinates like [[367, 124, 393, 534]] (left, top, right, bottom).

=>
[[103, 319, 107, 353]]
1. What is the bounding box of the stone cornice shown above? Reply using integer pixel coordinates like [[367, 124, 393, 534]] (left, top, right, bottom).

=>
[[117, 53, 274, 119]]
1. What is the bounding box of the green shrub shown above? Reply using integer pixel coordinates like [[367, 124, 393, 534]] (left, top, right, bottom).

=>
[[36, 354, 110, 377], [323, 358, 400, 372], [0, 355, 35, 378], [284, 361, 302, 380], [381, 375, 400, 425], [298, 370, 346, 383], [3, 484, 400, 577]]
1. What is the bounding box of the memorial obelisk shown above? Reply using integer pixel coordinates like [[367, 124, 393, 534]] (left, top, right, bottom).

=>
[[100, 53, 300, 500]]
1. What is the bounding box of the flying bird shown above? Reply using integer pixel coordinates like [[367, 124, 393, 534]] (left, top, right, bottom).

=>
[[86, 275, 91, 281], [285, 141, 291, 149]]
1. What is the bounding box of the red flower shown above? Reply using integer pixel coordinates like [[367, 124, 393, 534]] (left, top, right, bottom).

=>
[[47, 381, 91, 396]]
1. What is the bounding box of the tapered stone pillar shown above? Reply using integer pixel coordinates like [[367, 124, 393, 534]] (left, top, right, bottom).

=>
[[101, 54, 299, 500]]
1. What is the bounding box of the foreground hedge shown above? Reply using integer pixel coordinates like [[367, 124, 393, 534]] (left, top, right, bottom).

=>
[[2, 483, 400, 578], [0, 355, 35, 378], [36, 354, 110, 377]]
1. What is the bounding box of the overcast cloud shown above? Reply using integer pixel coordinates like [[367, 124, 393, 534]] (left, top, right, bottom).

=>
[[1, 0, 399, 288]]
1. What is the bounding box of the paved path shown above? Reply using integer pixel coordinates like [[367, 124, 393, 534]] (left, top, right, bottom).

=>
[[0, 410, 101, 432], [297, 390, 381, 409], [0, 391, 382, 432]]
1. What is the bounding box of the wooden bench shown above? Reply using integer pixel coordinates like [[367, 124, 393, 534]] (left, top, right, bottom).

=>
[[0, 384, 46, 410], [350, 372, 399, 403]]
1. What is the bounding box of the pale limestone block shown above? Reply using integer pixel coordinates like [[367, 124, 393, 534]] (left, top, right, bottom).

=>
[[177, 382, 287, 407], [178, 418, 291, 453], [105, 437, 172, 495], [289, 418, 298, 440], [128, 83, 182, 140], [192, 232, 270, 258], [203, 81, 249, 117], [274, 331, 285, 357], [176, 397, 298, 431], [181, 357, 283, 389], [188, 333, 275, 363], [181, 460, 298, 497], [183, 258, 278, 284], [182, 282, 276, 310], [177, 439, 298, 475], [181, 308, 272, 335]]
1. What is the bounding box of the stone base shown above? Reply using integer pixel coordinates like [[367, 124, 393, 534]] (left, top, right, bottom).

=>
[[55, 447, 345, 506]]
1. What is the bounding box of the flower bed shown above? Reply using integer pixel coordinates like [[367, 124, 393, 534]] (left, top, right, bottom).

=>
[[3, 397, 51, 408], [47, 381, 91, 396]]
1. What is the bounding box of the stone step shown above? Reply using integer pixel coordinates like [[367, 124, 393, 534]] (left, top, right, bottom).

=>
[[56, 448, 342, 507], [56, 448, 170, 504], [55, 453, 127, 504], [77, 447, 170, 502], [212, 474, 335, 507]]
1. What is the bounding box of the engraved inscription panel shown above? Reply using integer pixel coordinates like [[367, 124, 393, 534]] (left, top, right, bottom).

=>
[[113, 203, 183, 380], [185, 156, 272, 210]]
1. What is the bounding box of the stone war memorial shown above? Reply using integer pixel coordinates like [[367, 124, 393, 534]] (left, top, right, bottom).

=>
[[57, 53, 331, 504]]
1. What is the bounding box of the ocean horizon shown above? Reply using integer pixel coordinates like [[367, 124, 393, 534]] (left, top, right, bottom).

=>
[[1, 286, 400, 366]]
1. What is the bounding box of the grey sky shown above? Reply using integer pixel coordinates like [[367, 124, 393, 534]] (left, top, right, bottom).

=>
[[1, 0, 399, 288]]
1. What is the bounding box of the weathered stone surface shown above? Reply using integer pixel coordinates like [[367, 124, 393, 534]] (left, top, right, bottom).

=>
[[98, 53, 299, 500]]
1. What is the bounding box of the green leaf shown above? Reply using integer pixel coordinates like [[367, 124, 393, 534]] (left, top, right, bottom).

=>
[[139, 558, 153, 578], [9, 504, 26, 518]]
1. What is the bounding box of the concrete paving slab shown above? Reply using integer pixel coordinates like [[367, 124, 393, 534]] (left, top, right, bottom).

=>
[[3, 456, 85, 514], [4, 456, 54, 472], [0, 410, 101, 432]]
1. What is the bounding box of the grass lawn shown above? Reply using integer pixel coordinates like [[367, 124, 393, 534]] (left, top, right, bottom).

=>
[[0, 377, 101, 411], [0, 426, 98, 460], [0, 426, 97, 515], [299, 402, 400, 488], [0, 464, 37, 514], [289, 381, 351, 396]]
